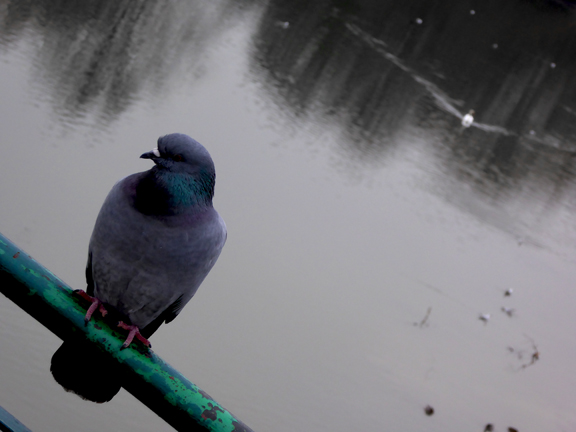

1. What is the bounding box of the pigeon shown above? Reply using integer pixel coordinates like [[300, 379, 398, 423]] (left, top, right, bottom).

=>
[[51, 133, 227, 402]]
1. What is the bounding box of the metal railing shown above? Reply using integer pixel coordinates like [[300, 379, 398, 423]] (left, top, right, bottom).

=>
[[0, 232, 253, 432]]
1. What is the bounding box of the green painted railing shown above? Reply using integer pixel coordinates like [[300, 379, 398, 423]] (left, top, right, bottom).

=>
[[0, 405, 33, 432], [0, 232, 253, 432]]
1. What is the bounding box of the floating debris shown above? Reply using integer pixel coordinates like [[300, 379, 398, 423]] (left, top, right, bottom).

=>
[[413, 307, 432, 328], [275, 21, 290, 29], [509, 335, 540, 369], [484, 424, 494, 432], [462, 109, 475, 127], [415, 17, 423, 25], [520, 335, 540, 369], [492, 43, 498, 49], [550, 62, 556, 69], [508, 428, 519, 432], [479, 313, 491, 324], [504, 288, 513, 297], [470, 9, 476, 14], [507, 346, 524, 360], [424, 405, 434, 416], [501, 307, 515, 317]]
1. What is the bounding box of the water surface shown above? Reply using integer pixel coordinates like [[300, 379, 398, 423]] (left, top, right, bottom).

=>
[[1, 1, 576, 431]]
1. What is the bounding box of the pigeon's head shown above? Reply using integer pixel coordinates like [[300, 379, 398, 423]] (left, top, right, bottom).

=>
[[141, 133, 215, 177], [139, 134, 217, 208]]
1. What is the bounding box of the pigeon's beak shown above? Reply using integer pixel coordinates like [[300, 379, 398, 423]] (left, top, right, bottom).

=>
[[140, 148, 161, 160]]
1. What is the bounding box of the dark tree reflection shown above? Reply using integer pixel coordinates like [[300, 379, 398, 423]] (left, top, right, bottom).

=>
[[0, 0, 253, 125], [1, 0, 576, 234], [251, 0, 576, 221]]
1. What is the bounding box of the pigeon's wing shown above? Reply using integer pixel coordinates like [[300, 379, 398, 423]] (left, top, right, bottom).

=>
[[139, 295, 184, 338], [162, 294, 184, 324]]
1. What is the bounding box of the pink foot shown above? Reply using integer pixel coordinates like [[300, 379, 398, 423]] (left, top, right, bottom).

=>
[[118, 321, 151, 349], [74, 290, 108, 323]]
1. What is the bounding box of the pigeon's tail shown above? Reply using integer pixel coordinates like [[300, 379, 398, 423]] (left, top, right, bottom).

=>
[[51, 336, 122, 403]]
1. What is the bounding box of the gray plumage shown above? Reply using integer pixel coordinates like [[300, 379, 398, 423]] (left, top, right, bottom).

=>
[[51, 133, 226, 402], [87, 134, 226, 331]]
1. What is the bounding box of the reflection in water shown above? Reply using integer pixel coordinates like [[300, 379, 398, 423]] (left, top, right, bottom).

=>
[[250, 0, 576, 241], [252, 0, 576, 144], [0, 0, 254, 126], [1, 0, 576, 248]]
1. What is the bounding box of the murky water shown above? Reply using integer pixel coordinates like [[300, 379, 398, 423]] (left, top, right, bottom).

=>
[[1, 1, 576, 431]]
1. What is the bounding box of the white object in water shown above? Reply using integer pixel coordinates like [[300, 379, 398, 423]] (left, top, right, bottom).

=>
[[501, 307, 515, 317], [462, 110, 475, 127], [479, 313, 491, 323]]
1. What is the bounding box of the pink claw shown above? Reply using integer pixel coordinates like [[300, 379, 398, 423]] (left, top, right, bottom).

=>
[[118, 322, 151, 349], [74, 290, 108, 323], [85, 299, 108, 322]]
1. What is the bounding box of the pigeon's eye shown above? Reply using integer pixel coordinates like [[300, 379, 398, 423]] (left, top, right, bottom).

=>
[[173, 154, 183, 162]]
